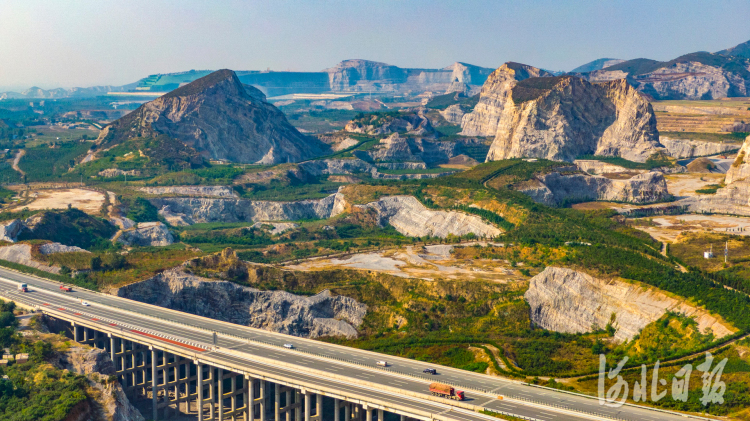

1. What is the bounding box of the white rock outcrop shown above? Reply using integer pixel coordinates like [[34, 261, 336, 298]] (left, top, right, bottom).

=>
[[138, 186, 238, 198], [0, 220, 25, 242], [0, 244, 61, 274], [116, 222, 174, 247], [251, 222, 299, 235], [661, 137, 740, 159], [525, 267, 735, 342], [149, 194, 339, 225], [439, 104, 465, 125], [113, 268, 367, 338], [298, 159, 375, 176], [337, 195, 502, 238], [516, 171, 671, 207], [39, 243, 89, 255]]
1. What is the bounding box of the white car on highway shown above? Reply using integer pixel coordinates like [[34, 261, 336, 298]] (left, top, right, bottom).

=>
[[81, 301, 90, 306]]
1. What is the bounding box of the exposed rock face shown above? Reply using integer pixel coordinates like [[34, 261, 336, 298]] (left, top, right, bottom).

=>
[[525, 267, 735, 342], [460, 62, 554, 137], [116, 222, 174, 247], [251, 221, 299, 235], [138, 186, 238, 197], [95, 69, 328, 164], [516, 171, 670, 207], [323, 60, 493, 93], [55, 346, 145, 421], [445, 78, 470, 94], [39, 243, 89, 255], [678, 135, 750, 215], [324, 60, 408, 91], [97, 168, 140, 178], [158, 205, 195, 226], [661, 137, 741, 159], [579, 52, 750, 100], [345, 112, 437, 137], [334, 195, 502, 238], [573, 160, 640, 174], [298, 159, 375, 176], [376, 162, 427, 170], [0, 219, 24, 242], [113, 268, 367, 338], [360, 133, 458, 164], [724, 136, 750, 184], [0, 244, 61, 273], [480, 75, 663, 163], [149, 194, 340, 224], [570, 58, 626, 73], [439, 104, 465, 125]]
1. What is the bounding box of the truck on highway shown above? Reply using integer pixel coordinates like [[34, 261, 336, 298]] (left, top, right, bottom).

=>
[[17, 283, 27, 292], [60, 285, 72, 292], [429, 383, 464, 401]]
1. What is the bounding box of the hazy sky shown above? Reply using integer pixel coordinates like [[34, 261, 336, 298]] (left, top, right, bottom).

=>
[[1, 0, 749, 90]]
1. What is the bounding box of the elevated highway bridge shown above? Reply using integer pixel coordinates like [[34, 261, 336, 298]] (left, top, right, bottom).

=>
[[0, 267, 710, 421]]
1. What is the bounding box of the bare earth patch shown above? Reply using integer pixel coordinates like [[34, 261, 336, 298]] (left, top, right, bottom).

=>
[[633, 214, 750, 242], [24, 188, 106, 214], [285, 244, 519, 282]]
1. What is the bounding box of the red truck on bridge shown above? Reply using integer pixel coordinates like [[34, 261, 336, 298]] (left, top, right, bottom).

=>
[[429, 383, 465, 401]]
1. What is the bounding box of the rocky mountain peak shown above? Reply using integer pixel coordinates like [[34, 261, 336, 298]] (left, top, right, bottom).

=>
[[459, 62, 554, 137], [94, 69, 327, 165], [463, 63, 663, 162]]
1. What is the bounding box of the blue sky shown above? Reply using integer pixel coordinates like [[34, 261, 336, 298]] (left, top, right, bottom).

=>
[[1, 0, 748, 90]]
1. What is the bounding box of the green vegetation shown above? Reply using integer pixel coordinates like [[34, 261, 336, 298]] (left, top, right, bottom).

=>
[[425, 93, 479, 110], [16, 209, 117, 251], [18, 141, 93, 182], [121, 197, 159, 223], [0, 299, 90, 421], [695, 184, 721, 194], [660, 131, 748, 144]]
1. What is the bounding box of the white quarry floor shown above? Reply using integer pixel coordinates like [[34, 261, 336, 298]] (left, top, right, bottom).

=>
[[23, 188, 106, 214], [286, 243, 517, 281]]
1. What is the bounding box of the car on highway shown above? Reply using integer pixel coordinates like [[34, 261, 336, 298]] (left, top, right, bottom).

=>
[[376, 360, 389, 367], [423, 368, 437, 374], [81, 301, 90, 306], [283, 343, 294, 349]]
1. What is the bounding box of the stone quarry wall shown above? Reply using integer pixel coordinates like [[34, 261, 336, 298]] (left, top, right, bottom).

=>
[[661, 137, 740, 159], [334, 195, 502, 238], [149, 193, 340, 224], [524, 267, 735, 342], [112, 268, 367, 339], [516, 171, 670, 207]]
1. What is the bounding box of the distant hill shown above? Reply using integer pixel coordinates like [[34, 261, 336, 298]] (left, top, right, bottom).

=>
[[577, 51, 750, 100], [570, 58, 625, 73], [94, 69, 329, 165], [717, 39, 750, 58]]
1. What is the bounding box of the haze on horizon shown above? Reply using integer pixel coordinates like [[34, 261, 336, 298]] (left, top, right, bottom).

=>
[[1, 0, 749, 91]]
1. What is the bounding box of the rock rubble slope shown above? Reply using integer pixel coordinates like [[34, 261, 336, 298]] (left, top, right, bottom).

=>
[[95, 69, 328, 164], [113, 267, 367, 338], [525, 267, 735, 342]]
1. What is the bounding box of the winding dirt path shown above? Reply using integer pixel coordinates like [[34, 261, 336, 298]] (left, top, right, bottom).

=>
[[12, 149, 25, 177]]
